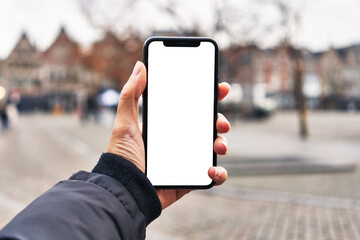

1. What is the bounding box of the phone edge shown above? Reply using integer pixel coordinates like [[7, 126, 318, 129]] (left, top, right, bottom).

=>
[[142, 36, 219, 190]]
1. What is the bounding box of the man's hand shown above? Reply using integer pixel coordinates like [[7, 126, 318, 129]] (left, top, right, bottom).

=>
[[108, 61, 231, 209]]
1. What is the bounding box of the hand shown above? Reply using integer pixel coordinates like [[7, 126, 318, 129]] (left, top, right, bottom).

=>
[[108, 61, 230, 209]]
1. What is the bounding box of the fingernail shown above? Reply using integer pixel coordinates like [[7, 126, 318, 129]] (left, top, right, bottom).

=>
[[132, 61, 141, 76], [215, 168, 221, 178], [222, 140, 228, 149]]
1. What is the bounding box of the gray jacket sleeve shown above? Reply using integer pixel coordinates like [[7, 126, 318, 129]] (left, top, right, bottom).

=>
[[0, 153, 162, 240]]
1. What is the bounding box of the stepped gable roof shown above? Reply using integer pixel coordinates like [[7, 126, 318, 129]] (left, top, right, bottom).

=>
[[43, 26, 83, 66], [83, 31, 124, 73], [6, 32, 39, 62], [335, 44, 360, 61], [223, 44, 260, 57], [84, 31, 143, 90]]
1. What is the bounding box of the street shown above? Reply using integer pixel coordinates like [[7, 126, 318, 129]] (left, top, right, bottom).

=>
[[1, 111, 360, 239]]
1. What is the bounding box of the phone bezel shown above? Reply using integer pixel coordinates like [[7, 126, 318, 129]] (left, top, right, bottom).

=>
[[142, 36, 219, 189]]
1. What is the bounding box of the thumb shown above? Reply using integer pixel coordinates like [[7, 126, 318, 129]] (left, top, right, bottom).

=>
[[117, 61, 146, 122]]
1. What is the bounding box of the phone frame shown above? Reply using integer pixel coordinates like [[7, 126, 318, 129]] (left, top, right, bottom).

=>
[[142, 36, 219, 189]]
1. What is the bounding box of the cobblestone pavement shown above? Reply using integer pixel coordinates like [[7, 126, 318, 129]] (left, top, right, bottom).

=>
[[147, 190, 360, 240], [0, 112, 359, 239]]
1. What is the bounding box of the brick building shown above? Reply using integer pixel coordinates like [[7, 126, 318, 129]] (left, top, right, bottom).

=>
[[220, 43, 295, 111], [337, 45, 360, 98], [40, 27, 95, 112], [317, 45, 360, 109], [0, 28, 142, 112], [1, 28, 359, 112], [84, 32, 142, 90], [319, 48, 343, 97], [221, 42, 360, 111], [220, 45, 264, 112], [1, 33, 41, 110], [263, 43, 294, 108]]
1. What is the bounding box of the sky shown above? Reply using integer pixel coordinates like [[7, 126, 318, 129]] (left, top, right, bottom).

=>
[[1, 0, 360, 59]]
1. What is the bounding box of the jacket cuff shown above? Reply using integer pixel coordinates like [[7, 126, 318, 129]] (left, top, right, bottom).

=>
[[92, 153, 162, 225]]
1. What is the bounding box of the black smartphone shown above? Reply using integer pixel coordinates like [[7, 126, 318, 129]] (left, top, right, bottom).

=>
[[142, 37, 218, 189]]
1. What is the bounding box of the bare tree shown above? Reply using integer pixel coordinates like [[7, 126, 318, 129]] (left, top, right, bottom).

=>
[[78, 0, 140, 35], [273, 0, 309, 138], [78, 0, 309, 137], [290, 47, 309, 138], [77, 0, 270, 45]]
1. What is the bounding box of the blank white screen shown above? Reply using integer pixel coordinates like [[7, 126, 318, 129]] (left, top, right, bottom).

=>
[[147, 41, 215, 186]]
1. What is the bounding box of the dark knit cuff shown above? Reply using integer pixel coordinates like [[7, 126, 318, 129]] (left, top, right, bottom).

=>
[[92, 153, 162, 225]]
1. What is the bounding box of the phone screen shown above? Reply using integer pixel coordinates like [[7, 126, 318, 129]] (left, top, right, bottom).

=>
[[144, 38, 217, 188]]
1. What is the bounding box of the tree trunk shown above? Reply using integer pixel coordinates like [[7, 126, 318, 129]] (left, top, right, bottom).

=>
[[293, 50, 308, 139]]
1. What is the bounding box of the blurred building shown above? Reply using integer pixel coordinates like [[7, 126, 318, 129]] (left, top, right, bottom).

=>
[[318, 45, 360, 109], [1, 27, 359, 113], [340, 45, 360, 100], [0, 27, 143, 113], [40, 27, 95, 112], [0, 59, 4, 88], [1, 33, 41, 111], [220, 43, 294, 115], [221, 45, 265, 114], [84, 32, 142, 90], [303, 50, 322, 108], [263, 43, 294, 109], [221, 42, 360, 112], [0, 60, 5, 103], [319, 48, 343, 97]]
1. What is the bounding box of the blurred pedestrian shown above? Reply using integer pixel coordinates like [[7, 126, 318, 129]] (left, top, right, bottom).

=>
[[7, 101, 19, 129], [0, 103, 9, 131], [81, 93, 100, 124]]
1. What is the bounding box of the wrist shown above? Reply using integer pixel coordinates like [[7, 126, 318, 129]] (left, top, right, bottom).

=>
[[92, 153, 161, 225]]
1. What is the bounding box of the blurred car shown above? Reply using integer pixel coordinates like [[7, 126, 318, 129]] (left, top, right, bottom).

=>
[[220, 82, 277, 119]]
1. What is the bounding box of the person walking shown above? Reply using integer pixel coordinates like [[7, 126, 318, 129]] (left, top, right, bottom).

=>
[[0, 103, 9, 131]]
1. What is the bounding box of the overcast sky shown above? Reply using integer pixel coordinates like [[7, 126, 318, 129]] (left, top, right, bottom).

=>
[[1, 0, 360, 59]]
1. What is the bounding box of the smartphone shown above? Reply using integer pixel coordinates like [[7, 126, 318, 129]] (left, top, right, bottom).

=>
[[143, 37, 218, 189]]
